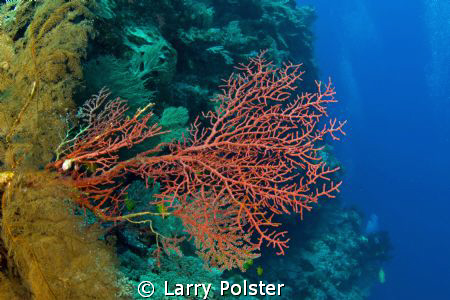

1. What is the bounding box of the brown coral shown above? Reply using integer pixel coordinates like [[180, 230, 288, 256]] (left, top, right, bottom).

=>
[[1, 172, 120, 299], [0, 0, 95, 170]]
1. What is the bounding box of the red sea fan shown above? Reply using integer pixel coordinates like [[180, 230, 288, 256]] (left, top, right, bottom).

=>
[[48, 52, 345, 270]]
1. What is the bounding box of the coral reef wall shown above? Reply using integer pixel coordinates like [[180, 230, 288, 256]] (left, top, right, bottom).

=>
[[0, 172, 121, 299], [0, 0, 316, 170], [87, 0, 317, 117], [0, 0, 95, 170], [0, 1, 391, 299]]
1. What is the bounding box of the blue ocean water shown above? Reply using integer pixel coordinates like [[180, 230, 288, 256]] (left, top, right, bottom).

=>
[[300, 0, 450, 299]]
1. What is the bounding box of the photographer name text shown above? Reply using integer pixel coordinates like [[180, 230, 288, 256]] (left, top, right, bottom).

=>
[[138, 280, 285, 298]]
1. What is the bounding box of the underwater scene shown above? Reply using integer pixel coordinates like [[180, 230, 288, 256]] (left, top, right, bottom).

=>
[[0, 0, 448, 299]]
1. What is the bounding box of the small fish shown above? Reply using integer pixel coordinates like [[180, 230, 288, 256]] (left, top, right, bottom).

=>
[[243, 259, 254, 270], [156, 203, 168, 218], [378, 268, 385, 284], [256, 266, 263, 276], [124, 195, 136, 211]]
